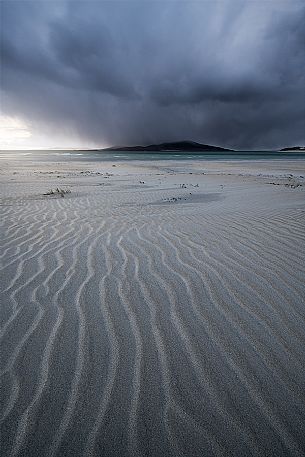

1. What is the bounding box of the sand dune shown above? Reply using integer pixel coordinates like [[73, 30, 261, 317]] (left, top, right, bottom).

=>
[[1, 158, 305, 456]]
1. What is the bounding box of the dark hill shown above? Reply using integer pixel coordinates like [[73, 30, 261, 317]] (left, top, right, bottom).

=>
[[103, 141, 233, 152]]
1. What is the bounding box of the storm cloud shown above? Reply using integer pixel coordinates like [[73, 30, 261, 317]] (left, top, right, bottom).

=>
[[1, 0, 305, 149]]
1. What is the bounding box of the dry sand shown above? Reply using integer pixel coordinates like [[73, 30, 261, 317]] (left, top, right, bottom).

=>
[[1, 157, 305, 456]]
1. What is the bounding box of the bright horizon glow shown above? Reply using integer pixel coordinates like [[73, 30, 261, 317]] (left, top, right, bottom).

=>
[[0, 115, 107, 150], [0, 115, 32, 148]]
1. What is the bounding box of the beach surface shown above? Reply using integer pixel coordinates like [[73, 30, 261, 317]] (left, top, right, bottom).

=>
[[1, 155, 305, 456]]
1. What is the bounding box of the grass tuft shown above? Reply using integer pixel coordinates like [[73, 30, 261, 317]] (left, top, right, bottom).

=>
[[43, 188, 71, 198]]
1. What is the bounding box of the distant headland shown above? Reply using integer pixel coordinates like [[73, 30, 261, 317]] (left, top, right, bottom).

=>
[[279, 146, 305, 152]]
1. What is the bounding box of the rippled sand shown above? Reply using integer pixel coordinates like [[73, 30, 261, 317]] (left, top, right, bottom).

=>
[[1, 158, 305, 457]]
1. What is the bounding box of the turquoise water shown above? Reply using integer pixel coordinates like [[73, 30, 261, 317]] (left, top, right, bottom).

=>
[[1, 149, 305, 162]]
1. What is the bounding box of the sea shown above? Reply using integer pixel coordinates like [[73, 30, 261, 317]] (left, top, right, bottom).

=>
[[1, 149, 305, 162]]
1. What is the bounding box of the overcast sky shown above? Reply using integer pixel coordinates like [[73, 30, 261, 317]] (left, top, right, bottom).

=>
[[1, 0, 304, 149]]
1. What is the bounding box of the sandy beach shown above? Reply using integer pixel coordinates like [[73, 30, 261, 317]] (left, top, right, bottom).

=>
[[1, 156, 305, 457]]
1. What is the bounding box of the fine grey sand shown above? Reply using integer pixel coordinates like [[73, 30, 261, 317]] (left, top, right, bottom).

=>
[[1, 157, 305, 457]]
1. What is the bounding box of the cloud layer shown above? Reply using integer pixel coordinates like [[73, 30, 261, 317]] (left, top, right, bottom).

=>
[[1, 0, 305, 149]]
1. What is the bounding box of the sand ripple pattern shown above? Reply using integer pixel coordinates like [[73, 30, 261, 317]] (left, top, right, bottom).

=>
[[1, 189, 305, 457]]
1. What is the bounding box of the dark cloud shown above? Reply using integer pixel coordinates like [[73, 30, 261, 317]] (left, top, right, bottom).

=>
[[1, 0, 305, 149]]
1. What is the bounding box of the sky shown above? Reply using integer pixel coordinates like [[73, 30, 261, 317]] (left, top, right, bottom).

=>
[[0, 0, 304, 150]]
